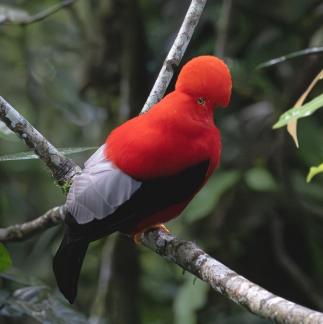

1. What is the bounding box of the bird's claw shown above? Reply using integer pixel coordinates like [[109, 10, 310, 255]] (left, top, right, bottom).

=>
[[132, 223, 171, 244]]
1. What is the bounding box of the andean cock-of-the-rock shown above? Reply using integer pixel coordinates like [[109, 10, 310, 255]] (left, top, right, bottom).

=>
[[53, 55, 232, 303]]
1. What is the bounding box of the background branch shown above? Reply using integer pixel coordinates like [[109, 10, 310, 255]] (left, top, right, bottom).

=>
[[89, 235, 117, 324], [0, 0, 78, 26], [214, 0, 232, 57]]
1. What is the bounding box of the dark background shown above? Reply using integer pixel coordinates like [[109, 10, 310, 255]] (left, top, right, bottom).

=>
[[0, 0, 323, 323]]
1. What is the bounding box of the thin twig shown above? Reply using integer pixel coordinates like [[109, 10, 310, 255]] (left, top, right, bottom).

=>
[[215, 0, 232, 57], [0, 97, 81, 185], [256, 47, 323, 70], [141, 0, 208, 113], [0, 0, 78, 26], [142, 229, 323, 324]]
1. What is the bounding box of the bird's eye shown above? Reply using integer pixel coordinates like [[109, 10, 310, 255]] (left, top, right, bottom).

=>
[[197, 97, 206, 105]]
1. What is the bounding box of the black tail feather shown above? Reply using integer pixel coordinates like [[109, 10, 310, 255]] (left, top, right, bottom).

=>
[[53, 231, 89, 304]]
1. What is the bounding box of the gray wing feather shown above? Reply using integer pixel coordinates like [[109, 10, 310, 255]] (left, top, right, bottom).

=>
[[66, 145, 141, 224]]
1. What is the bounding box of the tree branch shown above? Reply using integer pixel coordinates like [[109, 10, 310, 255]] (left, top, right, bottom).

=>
[[2, 206, 323, 323], [142, 229, 323, 324], [0, 97, 80, 186], [141, 0, 207, 113], [0, 206, 65, 242], [0, 0, 78, 26]]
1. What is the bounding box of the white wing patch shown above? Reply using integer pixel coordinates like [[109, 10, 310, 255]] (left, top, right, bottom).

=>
[[66, 145, 142, 224]]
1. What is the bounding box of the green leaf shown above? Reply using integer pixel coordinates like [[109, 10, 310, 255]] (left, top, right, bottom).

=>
[[273, 93, 323, 129], [184, 171, 240, 223], [0, 244, 12, 273], [0, 146, 97, 162], [256, 47, 323, 69], [307, 163, 323, 183], [245, 167, 277, 192]]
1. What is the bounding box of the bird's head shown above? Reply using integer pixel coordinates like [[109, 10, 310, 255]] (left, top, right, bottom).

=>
[[175, 55, 232, 109]]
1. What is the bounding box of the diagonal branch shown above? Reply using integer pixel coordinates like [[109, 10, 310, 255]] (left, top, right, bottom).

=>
[[142, 229, 323, 324], [141, 0, 207, 113], [0, 97, 80, 186]]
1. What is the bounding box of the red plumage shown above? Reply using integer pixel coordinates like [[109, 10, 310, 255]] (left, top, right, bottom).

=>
[[53, 55, 232, 304], [106, 55, 232, 234]]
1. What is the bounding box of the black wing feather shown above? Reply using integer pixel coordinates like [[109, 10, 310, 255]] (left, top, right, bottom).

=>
[[53, 160, 209, 303], [67, 160, 209, 241]]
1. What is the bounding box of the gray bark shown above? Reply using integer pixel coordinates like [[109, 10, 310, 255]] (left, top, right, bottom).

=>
[[141, 0, 207, 113], [0, 97, 80, 186], [142, 229, 323, 324]]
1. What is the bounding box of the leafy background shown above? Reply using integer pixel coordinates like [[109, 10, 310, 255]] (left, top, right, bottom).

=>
[[0, 0, 323, 323]]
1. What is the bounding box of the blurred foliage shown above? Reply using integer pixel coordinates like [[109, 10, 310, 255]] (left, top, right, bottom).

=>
[[0, 0, 323, 323], [0, 244, 11, 273]]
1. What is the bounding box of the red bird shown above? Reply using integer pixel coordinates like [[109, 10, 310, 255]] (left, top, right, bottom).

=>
[[53, 55, 232, 303]]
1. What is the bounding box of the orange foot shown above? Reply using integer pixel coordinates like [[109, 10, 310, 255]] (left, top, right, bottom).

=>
[[132, 224, 171, 244]]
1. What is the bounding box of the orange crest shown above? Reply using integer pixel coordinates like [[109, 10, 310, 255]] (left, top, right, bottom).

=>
[[175, 55, 232, 108]]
